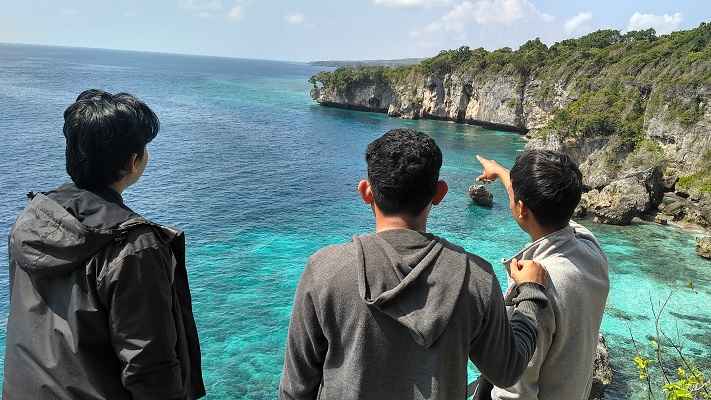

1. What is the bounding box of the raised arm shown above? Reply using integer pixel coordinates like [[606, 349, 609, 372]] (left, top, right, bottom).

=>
[[476, 155, 514, 206]]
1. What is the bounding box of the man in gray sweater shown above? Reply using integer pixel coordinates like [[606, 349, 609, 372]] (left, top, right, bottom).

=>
[[279, 128, 549, 400], [476, 151, 610, 400]]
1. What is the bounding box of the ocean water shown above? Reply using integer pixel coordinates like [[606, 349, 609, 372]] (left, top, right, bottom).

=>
[[0, 43, 709, 399]]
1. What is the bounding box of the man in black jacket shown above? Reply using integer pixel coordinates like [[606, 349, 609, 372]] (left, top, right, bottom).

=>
[[3, 89, 205, 399]]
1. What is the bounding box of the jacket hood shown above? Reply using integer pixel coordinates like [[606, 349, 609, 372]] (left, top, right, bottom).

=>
[[353, 229, 467, 348], [9, 188, 145, 278]]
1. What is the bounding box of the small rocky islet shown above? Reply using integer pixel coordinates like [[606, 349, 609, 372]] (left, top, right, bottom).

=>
[[309, 23, 711, 260]]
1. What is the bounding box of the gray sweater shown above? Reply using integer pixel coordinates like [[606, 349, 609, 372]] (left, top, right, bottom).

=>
[[279, 229, 548, 400], [491, 221, 610, 400]]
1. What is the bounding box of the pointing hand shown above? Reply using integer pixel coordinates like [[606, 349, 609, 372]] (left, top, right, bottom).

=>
[[476, 155, 504, 183]]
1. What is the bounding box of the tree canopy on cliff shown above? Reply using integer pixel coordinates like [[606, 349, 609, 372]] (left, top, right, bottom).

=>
[[311, 22, 710, 143]]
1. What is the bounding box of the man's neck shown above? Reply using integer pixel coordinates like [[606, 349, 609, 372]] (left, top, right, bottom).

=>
[[527, 224, 565, 242], [110, 180, 130, 195], [375, 214, 427, 233]]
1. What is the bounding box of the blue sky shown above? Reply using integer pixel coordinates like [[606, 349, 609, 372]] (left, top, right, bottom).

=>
[[1, 0, 709, 61]]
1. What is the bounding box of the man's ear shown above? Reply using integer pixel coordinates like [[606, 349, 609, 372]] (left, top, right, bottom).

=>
[[516, 199, 528, 220], [358, 180, 374, 204], [431, 180, 448, 206], [129, 153, 141, 174]]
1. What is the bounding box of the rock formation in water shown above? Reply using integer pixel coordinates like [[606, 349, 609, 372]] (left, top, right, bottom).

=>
[[468, 184, 493, 207], [590, 335, 613, 400], [310, 24, 711, 228], [697, 237, 711, 259]]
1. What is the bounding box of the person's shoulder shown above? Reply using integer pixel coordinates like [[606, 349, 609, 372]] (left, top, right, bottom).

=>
[[433, 235, 496, 277], [100, 223, 173, 274], [309, 241, 356, 264], [304, 241, 358, 282], [117, 225, 166, 255], [569, 220, 607, 259]]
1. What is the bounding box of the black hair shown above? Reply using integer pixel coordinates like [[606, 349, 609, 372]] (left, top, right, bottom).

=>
[[365, 128, 443, 216], [510, 150, 583, 229], [63, 89, 159, 189]]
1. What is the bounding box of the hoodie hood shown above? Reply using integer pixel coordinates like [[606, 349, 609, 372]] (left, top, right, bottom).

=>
[[354, 229, 467, 348], [9, 187, 146, 278]]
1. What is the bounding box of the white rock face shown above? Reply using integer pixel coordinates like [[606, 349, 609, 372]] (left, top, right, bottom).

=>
[[644, 87, 711, 177]]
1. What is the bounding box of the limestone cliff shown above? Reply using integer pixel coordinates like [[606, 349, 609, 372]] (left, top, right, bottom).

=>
[[310, 24, 711, 227]]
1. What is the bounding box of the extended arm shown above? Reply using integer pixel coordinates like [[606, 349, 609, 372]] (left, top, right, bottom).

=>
[[469, 280, 549, 388], [476, 155, 514, 205]]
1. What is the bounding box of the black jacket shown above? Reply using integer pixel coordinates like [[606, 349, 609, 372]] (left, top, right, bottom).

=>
[[3, 183, 205, 399]]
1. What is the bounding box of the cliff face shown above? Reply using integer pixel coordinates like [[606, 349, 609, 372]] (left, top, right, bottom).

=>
[[312, 68, 525, 131], [311, 25, 711, 226]]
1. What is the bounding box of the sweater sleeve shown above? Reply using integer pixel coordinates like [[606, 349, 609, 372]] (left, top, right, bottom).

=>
[[279, 265, 328, 400], [469, 281, 548, 388], [492, 297, 556, 399]]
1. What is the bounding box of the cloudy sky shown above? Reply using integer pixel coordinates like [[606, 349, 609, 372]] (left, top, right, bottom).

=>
[[1, 0, 708, 61]]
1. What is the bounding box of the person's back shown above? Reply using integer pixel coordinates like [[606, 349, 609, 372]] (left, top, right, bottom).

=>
[[4, 90, 205, 399], [280, 129, 550, 400], [494, 220, 608, 400], [476, 151, 610, 400]]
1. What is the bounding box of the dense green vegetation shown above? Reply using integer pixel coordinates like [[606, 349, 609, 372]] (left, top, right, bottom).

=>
[[311, 23, 711, 144]]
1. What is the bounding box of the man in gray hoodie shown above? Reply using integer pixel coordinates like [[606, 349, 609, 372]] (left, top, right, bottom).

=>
[[476, 151, 609, 400], [279, 128, 550, 400]]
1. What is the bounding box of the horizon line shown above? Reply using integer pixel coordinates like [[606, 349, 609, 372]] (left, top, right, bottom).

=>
[[0, 41, 316, 65]]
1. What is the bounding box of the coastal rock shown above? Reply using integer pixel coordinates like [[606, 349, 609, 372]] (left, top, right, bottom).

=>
[[583, 182, 645, 226], [656, 192, 711, 228], [574, 202, 588, 219], [697, 237, 711, 259], [661, 175, 678, 193], [582, 167, 664, 226], [468, 184, 493, 208], [654, 213, 671, 225], [589, 335, 613, 400]]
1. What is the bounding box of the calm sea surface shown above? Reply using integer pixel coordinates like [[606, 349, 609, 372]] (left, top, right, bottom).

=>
[[0, 44, 709, 399]]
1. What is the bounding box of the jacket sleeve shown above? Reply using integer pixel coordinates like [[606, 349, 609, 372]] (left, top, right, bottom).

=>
[[279, 265, 327, 400], [100, 245, 184, 400], [469, 280, 548, 388]]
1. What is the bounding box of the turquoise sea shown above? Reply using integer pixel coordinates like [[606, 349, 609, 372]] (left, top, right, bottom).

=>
[[0, 44, 709, 399]]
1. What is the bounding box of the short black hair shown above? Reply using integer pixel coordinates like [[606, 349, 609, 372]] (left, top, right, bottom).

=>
[[510, 150, 583, 229], [63, 89, 159, 189], [365, 128, 443, 216]]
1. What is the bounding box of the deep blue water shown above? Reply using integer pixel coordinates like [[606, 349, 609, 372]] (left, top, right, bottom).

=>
[[0, 44, 710, 399]]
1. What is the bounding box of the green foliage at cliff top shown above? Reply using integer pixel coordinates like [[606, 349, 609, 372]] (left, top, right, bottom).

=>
[[311, 23, 711, 141]]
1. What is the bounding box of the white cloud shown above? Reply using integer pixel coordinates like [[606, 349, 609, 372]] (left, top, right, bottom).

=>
[[228, 5, 243, 20], [417, 0, 553, 36], [626, 12, 682, 35], [564, 11, 592, 33], [285, 13, 305, 25], [372, 0, 450, 8]]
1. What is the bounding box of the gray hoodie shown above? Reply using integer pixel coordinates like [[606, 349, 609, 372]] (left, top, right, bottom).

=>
[[491, 221, 609, 400], [279, 229, 548, 400]]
